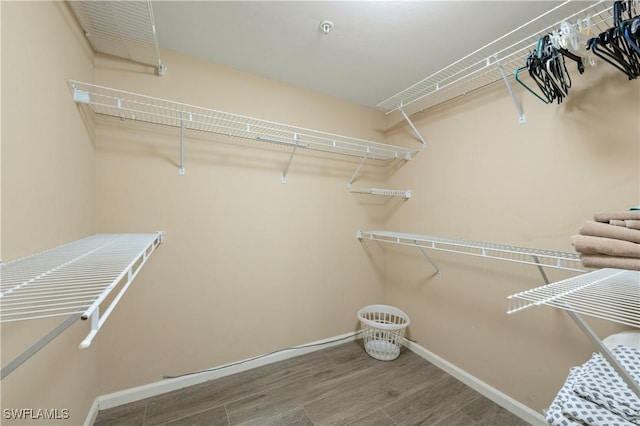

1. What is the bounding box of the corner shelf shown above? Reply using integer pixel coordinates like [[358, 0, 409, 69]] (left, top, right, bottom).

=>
[[357, 230, 585, 274], [0, 232, 163, 379], [377, 0, 617, 116], [68, 81, 419, 183]]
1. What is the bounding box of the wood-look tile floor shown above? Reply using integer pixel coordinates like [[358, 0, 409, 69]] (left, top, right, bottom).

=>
[[94, 340, 530, 426]]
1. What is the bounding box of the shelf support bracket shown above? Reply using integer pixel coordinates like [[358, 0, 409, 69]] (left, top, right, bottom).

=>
[[398, 104, 426, 148], [1, 314, 82, 380], [282, 133, 300, 184], [531, 255, 550, 284], [416, 242, 441, 276], [495, 58, 526, 124], [346, 152, 370, 189], [179, 112, 186, 175]]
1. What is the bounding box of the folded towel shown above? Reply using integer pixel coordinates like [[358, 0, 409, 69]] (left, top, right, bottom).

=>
[[627, 220, 640, 230], [580, 221, 640, 244], [612, 220, 627, 227], [571, 235, 640, 258], [580, 254, 640, 271], [595, 211, 640, 223]]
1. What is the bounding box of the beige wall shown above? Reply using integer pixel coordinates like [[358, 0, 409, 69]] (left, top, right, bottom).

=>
[[1, 2, 96, 424], [92, 49, 388, 393], [2, 1, 639, 422], [384, 66, 640, 412]]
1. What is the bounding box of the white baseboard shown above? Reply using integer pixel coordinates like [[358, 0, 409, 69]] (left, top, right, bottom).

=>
[[88, 333, 544, 426], [403, 339, 546, 426], [92, 331, 361, 413], [83, 397, 99, 426]]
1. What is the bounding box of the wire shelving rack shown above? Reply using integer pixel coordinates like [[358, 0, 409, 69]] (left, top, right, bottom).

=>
[[69, 81, 418, 189], [508, 268, 640, 397], [0, 232, 164, 379], [356, 230, 585, 275], [68, 0, 165, 75], [377, 1, 617, 116]]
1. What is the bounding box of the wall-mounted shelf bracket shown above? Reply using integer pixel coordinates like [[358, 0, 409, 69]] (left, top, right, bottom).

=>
[[179, 112, 189, 175], [281, 133, 301, 183], [398, 104, 426, 147], [416, 243, 441, 276], [346, 151, 371, 189], [346, 153, 411, 198], [495, 57, 526, 123]]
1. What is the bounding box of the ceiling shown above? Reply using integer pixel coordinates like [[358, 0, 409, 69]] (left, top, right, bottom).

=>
[[150, 1, 582, 110]]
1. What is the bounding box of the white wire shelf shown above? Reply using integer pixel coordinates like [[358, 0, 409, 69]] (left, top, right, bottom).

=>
[[68, 0, 165, 75], [357, 230, 585, 273], [68, 81, 418, 163], [507, 268, 640, 328], [377, 0, 616, 114], [349, 188, 412, 199], [1, 233, 163, 345]]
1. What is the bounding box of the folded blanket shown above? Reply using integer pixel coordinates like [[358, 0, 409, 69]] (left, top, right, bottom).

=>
[[546, 347, 640, 426], [580, 221, 640, 244], [580, 255, 640, 271], [572, 347, 640, 423], [595, 211, 640, 223], [627, 220, 640, 231], [571, 235, 640, 258]]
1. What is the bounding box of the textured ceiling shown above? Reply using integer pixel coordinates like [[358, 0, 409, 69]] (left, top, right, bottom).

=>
[[151, 1, 585, 109]]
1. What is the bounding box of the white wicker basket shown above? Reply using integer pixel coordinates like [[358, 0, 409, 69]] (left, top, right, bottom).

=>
[[357, 304, 410, 361]]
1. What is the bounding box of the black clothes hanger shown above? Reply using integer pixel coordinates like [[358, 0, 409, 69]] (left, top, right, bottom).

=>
[[587, 0, 640, 79]]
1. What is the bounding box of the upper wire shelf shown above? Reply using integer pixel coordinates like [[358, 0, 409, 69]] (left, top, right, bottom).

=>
[[357, 230, 585, 272], [68, 81, 418, 162], [68, 0, 165, 75], [507, 268, 640, 327], [377, 0, 616, 114]]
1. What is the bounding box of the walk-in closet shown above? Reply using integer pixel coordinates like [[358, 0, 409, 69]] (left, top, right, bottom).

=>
[[1, 1, 639, 425]]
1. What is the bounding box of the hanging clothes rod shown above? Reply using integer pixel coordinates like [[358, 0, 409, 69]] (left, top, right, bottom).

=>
[[377, 1, 615, 115]]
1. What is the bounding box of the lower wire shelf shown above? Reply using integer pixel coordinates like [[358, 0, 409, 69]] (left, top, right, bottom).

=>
[[0, 232, 164, 379], [508, 268, 639, 328], [507, 268, 640, 398]]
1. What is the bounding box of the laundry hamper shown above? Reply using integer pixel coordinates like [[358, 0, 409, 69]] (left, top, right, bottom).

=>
[[357, 305, 410, 361]]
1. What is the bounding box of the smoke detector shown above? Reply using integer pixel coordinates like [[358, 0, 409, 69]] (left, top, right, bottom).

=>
[[319, 20, 334, 35]]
